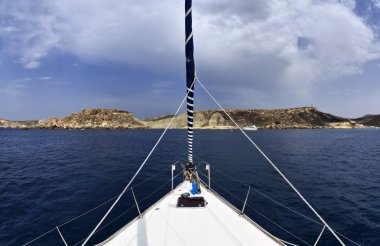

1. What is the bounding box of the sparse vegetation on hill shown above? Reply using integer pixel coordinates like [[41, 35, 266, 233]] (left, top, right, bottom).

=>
[[355, 114, 380, 127], [0, 107, 371, 129], [144, 107, 362, 129]]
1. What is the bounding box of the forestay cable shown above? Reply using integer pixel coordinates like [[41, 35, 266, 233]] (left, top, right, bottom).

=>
[[196, 77, 345, 246], [82, 81, 195, 245]]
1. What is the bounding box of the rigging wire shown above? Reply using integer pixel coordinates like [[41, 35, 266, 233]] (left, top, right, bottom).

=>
[[208, 163, 322, 225], [197, 173, 310, 246], [247, 203, 312, 246], [21, 162, 180, 246], [21, 227, 56, 246], [196, 77, 345, 245], [199, 163, 361, 246], [72, 170, 184, 246], [82, 80, 196, 245], [60, 162, 178, 228]]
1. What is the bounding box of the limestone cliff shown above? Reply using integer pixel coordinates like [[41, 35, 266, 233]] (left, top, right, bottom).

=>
[[0, 107, 366, 129], [37, 109, 146, 129], [0, 119, 38, 129], [145, 107, 364, 129]]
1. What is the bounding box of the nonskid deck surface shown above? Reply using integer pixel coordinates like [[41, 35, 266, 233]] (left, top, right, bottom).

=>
[[99, 181, 281, 246]]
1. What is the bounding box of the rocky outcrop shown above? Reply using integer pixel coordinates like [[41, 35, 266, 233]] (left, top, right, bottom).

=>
[[144, 111, 234, 129], [0, 119, 11, 128], [355, 114, 380, 127], [0, 119, 38, 129], [145, 107, 364, 129], [37, 109, 146, 129], [0, 107, 367, 130]]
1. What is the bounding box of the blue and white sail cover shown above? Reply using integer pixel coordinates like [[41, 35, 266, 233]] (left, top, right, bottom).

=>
[[185, 0, 195, 164]]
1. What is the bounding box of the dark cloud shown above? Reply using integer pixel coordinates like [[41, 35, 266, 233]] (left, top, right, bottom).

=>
[[0, 0, 380, 119]]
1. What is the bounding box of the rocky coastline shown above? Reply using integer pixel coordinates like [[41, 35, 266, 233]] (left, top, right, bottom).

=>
[[0, 107, 378, 130]]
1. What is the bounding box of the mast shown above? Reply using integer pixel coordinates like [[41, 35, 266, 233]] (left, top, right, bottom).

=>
[[184, 0, 200, 193], [185, 0, 195, 168]]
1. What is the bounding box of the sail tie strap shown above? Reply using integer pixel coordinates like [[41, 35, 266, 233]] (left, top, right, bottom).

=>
[[196, 77, 345, 246]]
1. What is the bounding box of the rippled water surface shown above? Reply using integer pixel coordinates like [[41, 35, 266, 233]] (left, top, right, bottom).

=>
[[1, 129, 379, 245]]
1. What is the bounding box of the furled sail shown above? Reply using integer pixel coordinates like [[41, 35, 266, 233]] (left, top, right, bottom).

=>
[[184, 0, 200, 193], [185, 0, 195, 166]]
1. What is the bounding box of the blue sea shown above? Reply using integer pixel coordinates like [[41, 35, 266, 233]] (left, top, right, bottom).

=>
[[1, 129, 379, 245]]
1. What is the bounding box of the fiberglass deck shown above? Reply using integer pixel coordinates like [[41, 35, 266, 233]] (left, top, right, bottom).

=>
[[99, 181, 282, 246]]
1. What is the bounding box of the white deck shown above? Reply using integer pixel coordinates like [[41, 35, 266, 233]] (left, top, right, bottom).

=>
[[99, 181, 282, 246]]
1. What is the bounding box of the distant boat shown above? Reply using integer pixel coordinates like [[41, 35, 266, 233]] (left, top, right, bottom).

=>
[[243, 125, 258, 131]]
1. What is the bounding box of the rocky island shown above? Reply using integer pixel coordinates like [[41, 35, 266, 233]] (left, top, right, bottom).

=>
[[145, 107, 365, 129], [0, 106, 378, 130], [355, 114, 380, 127], [37, 109, 146, 129]]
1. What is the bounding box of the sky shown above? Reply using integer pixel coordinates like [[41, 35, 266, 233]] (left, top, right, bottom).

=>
[[1, 0, 380, 120]]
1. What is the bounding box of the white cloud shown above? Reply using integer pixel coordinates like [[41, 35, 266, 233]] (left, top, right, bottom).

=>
[[24, 61, 41, 69], [334, 0, 356, 10], [11, 77, 52, 83], [0, 81, 28, 95], [0, 76, 55, 96], [195, 0, 379, 90], [0, 26, 19, 32], [0, 1, 62, 69], [0, 0, 379, 94], [374, 0, 380, 9]]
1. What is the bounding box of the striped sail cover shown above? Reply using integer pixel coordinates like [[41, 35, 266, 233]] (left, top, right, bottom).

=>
[[185, 0, 195, 164]]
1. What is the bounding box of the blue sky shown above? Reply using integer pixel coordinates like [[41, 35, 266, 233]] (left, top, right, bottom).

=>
[[1, 0, 380, 120]]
